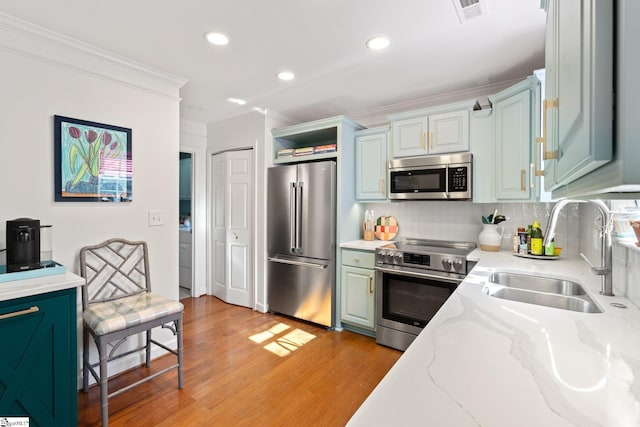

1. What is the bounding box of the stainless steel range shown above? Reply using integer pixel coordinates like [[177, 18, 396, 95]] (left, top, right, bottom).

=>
[[375, 239, 476, 351]]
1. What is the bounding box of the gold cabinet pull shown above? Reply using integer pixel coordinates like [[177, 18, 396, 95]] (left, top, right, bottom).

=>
[[369, 276, 373, 294], [379, 178, 385, 195], [0, 306, 39, 320], [421, 131, 426, 150], [520, 169, 526, 191], [542, 98, 559, 160], [429, 131, 433, 150], [353, 257, 359, 264]]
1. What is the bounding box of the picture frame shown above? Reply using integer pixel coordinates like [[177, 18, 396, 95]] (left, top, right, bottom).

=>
[[54, 115, 132, 202]]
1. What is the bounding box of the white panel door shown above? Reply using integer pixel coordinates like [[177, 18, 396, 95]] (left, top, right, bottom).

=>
[[212, 155, 227, 300], [211, 150, 254, 308]]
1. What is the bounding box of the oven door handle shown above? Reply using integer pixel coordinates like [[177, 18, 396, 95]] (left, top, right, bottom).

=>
[[375, 266, 463, 284]]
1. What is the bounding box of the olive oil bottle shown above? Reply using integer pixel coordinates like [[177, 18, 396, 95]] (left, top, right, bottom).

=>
[[530, 220, 543, 256]]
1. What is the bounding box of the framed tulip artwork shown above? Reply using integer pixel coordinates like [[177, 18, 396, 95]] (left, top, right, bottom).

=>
[[54, 115, 132, 202]]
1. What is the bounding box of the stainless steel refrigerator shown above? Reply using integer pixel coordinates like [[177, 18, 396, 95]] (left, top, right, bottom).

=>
[[267, 160, 336, 327]]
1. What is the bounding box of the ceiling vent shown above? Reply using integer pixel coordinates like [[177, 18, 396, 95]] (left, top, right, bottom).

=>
[[452, 0, 489, 23]]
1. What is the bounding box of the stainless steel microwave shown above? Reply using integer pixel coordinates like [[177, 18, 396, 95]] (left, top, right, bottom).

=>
[[388, 152, 472, 200]]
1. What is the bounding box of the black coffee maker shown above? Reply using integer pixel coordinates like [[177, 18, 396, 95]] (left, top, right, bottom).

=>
[[6, 218, 41, 272]]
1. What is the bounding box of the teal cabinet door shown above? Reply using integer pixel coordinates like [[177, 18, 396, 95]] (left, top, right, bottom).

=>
[[0, 288, 77, 427], [543, 0, 613, 191], [341, 265, 375, 330], [355, 128, 388, 200], [495, 87, 532, 200], [391, 116, 428, 158], [428, 109, 469, 154]]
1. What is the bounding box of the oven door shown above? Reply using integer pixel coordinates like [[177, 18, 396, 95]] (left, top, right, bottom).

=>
[[376, 266, 461, 337], [388, 166, 446, 200]]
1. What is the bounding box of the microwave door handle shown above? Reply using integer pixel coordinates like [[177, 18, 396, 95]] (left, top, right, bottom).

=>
[[445, 165, 450, 199]]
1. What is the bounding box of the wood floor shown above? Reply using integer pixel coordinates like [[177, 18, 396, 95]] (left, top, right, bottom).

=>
[[78, 296, 402, 426]]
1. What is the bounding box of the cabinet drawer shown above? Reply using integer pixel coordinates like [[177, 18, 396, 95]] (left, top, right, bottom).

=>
[[342, 249, 375, 269]]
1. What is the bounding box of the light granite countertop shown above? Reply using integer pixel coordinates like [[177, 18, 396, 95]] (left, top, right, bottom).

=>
[[0, 271, 84, 301], [348, 249, 640, 427], [340, 239, 394, 251]]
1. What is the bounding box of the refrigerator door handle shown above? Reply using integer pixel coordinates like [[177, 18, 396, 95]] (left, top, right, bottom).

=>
[[268, 257, 328, 270], [289, 183, 296, 252], [295, 182, 303, 253]]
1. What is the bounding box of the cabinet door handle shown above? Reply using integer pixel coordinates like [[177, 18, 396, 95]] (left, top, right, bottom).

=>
[[542, 98, 559, 160], [0, 306, 39, 321], [379, 178, 385, 195], [530, 163, 535, 189], [429, 131, 433, 150], [421, 131, 426, 150], [369, 276, 373, 294], [353, 257, 360, 264], [520, 169, 526, 192]]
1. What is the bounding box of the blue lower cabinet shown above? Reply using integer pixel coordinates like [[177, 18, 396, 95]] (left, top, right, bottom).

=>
[[0, 288, 77, 426]]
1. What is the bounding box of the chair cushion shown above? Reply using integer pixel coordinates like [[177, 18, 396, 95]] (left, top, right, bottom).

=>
[[84, 293, 184, 335]]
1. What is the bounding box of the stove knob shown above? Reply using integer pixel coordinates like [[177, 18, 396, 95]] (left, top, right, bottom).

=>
[[442, 259, 452, 270], [385, 252, 395, 263], [453, 259, 464, 272], [394, 253, 403, 264], [377, 251, 387, 263]]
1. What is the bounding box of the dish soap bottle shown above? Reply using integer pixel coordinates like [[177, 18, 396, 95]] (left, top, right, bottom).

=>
[[530, 221, 543, 256]]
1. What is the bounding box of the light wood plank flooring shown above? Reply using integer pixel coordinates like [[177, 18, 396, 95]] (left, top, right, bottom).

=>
[[78, 295, 401, 426]]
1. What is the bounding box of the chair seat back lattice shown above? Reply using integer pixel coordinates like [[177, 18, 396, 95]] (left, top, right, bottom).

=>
[[81, 239, 151, 307]]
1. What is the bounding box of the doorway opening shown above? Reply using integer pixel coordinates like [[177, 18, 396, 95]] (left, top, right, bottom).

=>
[[179, 152, 193, 299]]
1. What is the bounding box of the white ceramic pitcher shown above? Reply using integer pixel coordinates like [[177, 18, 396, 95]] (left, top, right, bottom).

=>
[[478, 224, 504, 252]]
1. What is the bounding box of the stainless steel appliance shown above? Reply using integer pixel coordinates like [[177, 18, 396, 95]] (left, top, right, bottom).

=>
[[267, 160, 336, 327], [388, 152, 472, 200], [375, 239, 476, 351]]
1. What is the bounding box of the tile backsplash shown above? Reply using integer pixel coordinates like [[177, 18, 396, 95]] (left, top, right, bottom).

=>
[[362, 201, 580, 255]]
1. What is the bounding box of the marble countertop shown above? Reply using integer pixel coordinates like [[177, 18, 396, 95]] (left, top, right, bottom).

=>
[[340, 240, 394, 251], [348, 249, 640, 426], [0, 271, 84, 302]]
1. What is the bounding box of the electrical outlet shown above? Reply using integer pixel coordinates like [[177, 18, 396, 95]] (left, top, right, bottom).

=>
[[148, 210, 165, 226]]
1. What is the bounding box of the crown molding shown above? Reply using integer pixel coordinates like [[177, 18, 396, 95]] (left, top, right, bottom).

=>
[[348, 77, 524, 127], [0, 12, 188, 99]]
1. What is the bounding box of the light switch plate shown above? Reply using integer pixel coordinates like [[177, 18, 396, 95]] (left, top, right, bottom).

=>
[[148, 210, 165, 226]]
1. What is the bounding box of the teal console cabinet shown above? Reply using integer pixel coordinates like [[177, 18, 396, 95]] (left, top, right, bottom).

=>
[[0, 285, 78, 426]]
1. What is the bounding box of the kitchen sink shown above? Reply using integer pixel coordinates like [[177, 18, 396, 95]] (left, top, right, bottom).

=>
[[483, 272, 603, 314], [488, 272, 587, 296]]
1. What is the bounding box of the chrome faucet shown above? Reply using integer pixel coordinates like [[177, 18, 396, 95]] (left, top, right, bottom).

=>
[[543, 199, 613, 296]]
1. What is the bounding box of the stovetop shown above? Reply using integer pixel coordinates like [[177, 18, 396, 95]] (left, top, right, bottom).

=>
[[375, 238, 476, 275], [378, 239, 476, 257]]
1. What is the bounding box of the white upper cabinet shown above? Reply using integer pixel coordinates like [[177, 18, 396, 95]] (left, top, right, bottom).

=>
[[355, 127, 388, 201], [542, 0, 613, 192], [389, 103, 471, 158]]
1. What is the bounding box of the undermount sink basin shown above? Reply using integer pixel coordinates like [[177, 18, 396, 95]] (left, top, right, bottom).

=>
[[489, 272, 587, 296], [483, 272, 603, 314]]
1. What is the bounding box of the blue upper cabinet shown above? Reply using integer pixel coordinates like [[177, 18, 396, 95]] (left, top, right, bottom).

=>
[[355, 127, 388, 201], [542, 0, 613, 192], [389, 102, 471, 158], [493, 78, 537, 201]]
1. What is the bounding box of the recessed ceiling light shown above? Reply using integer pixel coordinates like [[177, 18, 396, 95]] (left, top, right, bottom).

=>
[[276, 71, 295, 81], [227, 97, 247, 105], [366, 36, 390, 50], [204, 32, 229, 46]]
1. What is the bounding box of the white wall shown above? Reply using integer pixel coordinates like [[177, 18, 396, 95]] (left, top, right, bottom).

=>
[[0, 16, 185, 386], [180, 120, 208, 297]]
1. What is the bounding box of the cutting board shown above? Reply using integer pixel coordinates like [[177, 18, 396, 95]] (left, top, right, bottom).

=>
[[375, 216, 398, 240]]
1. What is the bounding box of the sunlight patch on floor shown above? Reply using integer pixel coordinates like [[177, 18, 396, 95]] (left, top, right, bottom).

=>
[[248, 322, 291, 344], [249, 323, 316, 357]]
